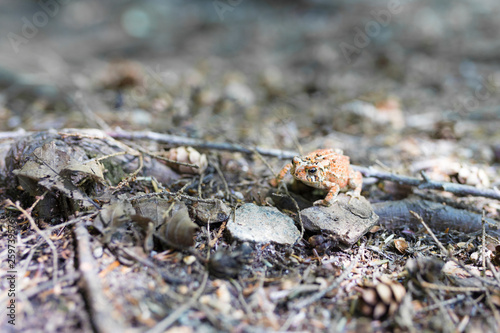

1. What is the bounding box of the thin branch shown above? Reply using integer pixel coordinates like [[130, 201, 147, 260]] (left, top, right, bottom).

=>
[[410, 210, 449, 256], [71, 91, 112, 131], [4, 199, 59, 285], [230, 279, 255, 322], [127, 190, 222, 204], [23, 271, 81, 299], [110, 153, 144, 191], [355, 165, 500, 201], [129, 142, 200, 169], [422, 280, 457, 328], [273, 193, 304, 242], [74, 222, 126, 333], [485, 289, 500, 329], [250, 146, 279, 179], [107, 129, 298, 159], [208, 220, 228, 248], [108, 130, 500, 201], [410, 210, 500, 290], [482, 211, 487, 275], [5, 128, 499, 200], [416, 295, 466, 314], [212, 158, 230, 200], [487, 257, 500, 285], [87, 151, 126, 163], [419, 281, 487, 293]]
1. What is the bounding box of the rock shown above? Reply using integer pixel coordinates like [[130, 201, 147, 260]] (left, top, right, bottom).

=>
[[227, 203, 300, 245], [131, 197, 181, 225], [192, 200, 231, 224], [301, 194, 378, 249]]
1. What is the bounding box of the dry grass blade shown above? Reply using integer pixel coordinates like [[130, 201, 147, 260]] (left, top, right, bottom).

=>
[[292, 255, 360, 309]]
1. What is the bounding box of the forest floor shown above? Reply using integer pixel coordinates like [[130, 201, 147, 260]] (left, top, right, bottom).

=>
[[1, 1, 500, 332]]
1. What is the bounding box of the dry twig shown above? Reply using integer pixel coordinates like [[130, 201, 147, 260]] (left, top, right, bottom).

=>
[[272, 193, 304, 242], [73, 223, 126, 333], [108, 130, 500, 200], [3, 129, 499, 200], [410, 210, 500, 290], [419, 281, 486, 293], [4, 199, 59, 285], [212, 158, 230, 200], [127, 190, 221, 204], [409, 210, 449, 256], [357, 166, 500, 201], [111, 153, 144, 191], [208, 220, 228, 248], [107, 129, 298, 159], [416, 295, 466, 314], [482, 211, 487, 275], [130, 143, 200, 170]]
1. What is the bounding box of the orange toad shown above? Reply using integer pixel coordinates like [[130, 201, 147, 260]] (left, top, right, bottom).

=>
[[270, 149, 363, 206]]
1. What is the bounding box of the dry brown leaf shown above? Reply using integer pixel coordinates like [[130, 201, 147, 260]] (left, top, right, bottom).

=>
[[157, 203, 199, 250], [394, 238, 409, 254]]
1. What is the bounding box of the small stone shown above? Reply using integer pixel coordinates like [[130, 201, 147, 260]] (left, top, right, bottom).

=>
[[183, 255, 196, 265], [129, 109, 152, 126], [192, 200, 231, 224], [301, 194, 378, 248], [227, 203, 300, 245], [338, 99, 404, 133], [223, 81, 255, 106], [178, 285, 189, 295]]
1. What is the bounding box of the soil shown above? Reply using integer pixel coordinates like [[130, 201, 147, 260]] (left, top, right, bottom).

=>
[[1, 1, 500, 332]]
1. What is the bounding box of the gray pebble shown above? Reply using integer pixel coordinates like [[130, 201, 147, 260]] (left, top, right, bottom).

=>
[[227, 203, 300, 245], [301, 194, 378, 248]]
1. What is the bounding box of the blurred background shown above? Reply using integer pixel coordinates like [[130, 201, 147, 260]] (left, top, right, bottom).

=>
[[3, 2, 500, 332], [0, 0, 500, 166]]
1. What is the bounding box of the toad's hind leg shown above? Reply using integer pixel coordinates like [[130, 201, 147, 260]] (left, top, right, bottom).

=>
[[346, 168, 363, 203]]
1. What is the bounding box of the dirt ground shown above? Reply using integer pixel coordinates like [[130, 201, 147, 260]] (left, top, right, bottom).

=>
[[1, 1, 500, 332]]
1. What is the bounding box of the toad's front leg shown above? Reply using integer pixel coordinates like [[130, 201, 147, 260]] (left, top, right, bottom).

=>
[[270, 163, 292, 187], [313, 182, 340, 206]]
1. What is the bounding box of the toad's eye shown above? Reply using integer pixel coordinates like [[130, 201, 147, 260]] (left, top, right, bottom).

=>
[[308, 167, 317, 175]]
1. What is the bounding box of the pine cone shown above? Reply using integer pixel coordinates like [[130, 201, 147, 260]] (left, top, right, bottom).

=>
[[164, 146, 208, 174], [358, 276, 406, 319]]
